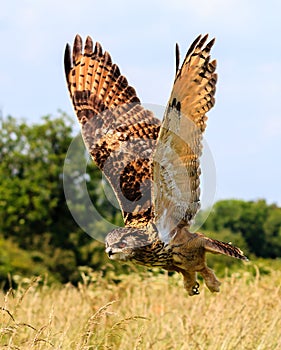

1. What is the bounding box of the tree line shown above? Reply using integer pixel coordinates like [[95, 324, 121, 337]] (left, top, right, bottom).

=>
[[0, 113, 280, 285]]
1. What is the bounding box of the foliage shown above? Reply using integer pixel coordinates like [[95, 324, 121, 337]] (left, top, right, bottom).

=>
[[0, 237, 49, 287], [0, 113, 122, 286], [0, 114, 73, 246], [202, 199, 281, 258]]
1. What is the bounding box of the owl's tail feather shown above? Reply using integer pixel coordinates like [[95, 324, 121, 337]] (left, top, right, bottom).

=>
[[204, 237, 248, 261]]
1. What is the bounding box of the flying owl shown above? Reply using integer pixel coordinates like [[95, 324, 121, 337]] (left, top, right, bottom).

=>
[[64, 34, 247, 295]]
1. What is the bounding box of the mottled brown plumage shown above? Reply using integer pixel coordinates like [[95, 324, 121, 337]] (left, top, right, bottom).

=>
[[65, 34, 247, 296], [64, 35, 160, 227]]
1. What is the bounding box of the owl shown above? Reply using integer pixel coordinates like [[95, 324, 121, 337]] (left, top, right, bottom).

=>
[[64, 34, 247, 295]]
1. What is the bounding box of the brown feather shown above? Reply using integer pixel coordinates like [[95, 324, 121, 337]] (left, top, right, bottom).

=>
[[65, 35, 161, 227], [153, 34, 217, 240], [204, 236, 248, 261]]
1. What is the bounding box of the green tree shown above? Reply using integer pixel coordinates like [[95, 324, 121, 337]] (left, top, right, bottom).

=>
[[0, 113, 123, 284], [0, 114, 72, 246], [263, 205, 281, 258], [202, 199, 281, 258]]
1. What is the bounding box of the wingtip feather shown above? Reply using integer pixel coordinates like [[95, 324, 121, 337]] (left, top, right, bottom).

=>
[[64, 43, 72, 81], [198, 34, 209, 47], [175, 43, 180, 74], [73, 34, 83, 62], [85, 35, 93, 55], [94, 41, 103, 56], [205, 37, 216, 52], [185, 34, 202, 58]]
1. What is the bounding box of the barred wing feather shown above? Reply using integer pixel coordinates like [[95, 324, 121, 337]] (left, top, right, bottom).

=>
[[153, 34, 217, 243], [64, 35, 161, 227]]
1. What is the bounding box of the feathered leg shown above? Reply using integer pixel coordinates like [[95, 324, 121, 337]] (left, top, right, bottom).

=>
[[198, 265, 221, 293], [180, 270, 200, 296]]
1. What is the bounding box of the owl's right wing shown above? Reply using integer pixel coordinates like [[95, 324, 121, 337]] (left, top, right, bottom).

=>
[[64, 35, 161, 227], [153, 35, 217, 243]]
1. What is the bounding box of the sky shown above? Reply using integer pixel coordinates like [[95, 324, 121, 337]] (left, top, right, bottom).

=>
[[1, 0, 281, 207]]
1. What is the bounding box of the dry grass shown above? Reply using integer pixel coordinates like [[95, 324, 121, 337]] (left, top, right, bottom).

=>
[[0, 265, 281, 350]]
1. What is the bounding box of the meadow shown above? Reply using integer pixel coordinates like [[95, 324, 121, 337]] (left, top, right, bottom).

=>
[[0, 261, 280, 350]]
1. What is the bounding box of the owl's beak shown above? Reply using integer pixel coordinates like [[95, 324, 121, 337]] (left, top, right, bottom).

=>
[[105, 247, 129, 261], [106, 247, 114, 257]]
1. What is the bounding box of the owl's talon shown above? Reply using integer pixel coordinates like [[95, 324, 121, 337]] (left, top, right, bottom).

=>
[[192, 282, 200, 294]]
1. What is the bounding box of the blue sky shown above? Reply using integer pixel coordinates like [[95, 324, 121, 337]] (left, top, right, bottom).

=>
[[1, 0, 281, 207]]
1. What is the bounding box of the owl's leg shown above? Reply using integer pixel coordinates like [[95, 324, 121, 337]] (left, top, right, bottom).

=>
[[181, 270, 200, 296], [198, 265, 221, 293]]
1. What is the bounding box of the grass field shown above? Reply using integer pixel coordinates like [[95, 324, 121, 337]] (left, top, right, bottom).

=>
[[0, 262, 281, 350]]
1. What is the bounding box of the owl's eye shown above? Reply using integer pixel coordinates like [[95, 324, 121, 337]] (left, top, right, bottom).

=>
[[118, 241, 127, 248]]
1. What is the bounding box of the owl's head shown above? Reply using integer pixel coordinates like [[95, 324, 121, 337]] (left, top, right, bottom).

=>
[[105, 226, 154, 261]]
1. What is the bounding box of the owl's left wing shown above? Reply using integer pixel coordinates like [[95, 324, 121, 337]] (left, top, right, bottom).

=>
[[153, 34, 217, 242], [64, 35, 161, 228]]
